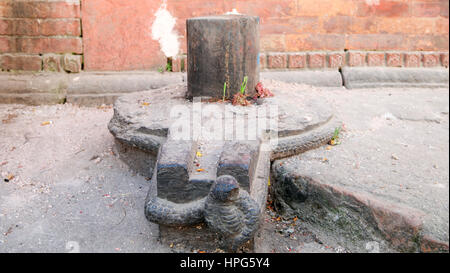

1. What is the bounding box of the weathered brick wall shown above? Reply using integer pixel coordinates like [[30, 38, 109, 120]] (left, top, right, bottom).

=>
[[1, 0, 449, 72], [0, 0, 82, 72]]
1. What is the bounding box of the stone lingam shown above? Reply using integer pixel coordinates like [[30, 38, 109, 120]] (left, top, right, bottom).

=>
[[108, 14, 340, 252]]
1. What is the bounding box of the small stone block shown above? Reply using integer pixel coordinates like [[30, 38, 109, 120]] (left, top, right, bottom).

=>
[[62, 54, 81, 73], [422, 53, 440, 67], [43, 54, 62, 72], [386, 53, 403, 67], [267, 53, 287, 69], [404, 53, 421, 67], [348, 52, 366, 67], [367, 52, 385, 66], [328, 52, 345, 68], [217, 141, 258, 191], [308, 53, 326, 69], [288, 53, 306, 69]]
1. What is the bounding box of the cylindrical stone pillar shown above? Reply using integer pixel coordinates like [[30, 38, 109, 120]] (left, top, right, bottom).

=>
[[186, 15, 260, 100]]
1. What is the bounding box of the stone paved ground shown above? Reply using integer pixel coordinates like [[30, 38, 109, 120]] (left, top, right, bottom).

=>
[[269, 85, 449, 252], [0, 84, 448, 252]]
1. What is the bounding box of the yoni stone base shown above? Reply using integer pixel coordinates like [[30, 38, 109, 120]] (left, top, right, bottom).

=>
[[108, 83, 340, 252]]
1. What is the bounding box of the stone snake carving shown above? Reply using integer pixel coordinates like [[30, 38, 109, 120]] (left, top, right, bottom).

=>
[[204, 175, 260, 252], [145, 175, 260, 251]]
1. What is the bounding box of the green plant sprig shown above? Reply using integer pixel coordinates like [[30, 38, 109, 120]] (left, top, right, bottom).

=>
[[240, 76, 248, 95], [223, 82, 227, 102]]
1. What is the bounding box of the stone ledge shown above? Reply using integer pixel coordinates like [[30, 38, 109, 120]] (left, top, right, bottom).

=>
[[0, 72, 185, 105], [261, 70, 343, 87], [272, 154, 449, 253], [342, 67, 449, 89]]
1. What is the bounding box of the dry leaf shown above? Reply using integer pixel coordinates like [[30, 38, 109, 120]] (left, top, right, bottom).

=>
[[41, 121, 52, 126], [141, 102, 150, 106]]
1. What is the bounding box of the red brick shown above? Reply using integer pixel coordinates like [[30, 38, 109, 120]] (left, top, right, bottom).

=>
[[346, 34, 408, 51], [308, 53, 326, 68], [320, 16, 351, 34], [356, 0, 410, 17], [0, 54, 41, 71], [377, 17, 436, 35], [0, 36, 8, 52], [440, 53, 449, 68], [287, 53, 306, 69], [422, 53, 440, 67], [404, 53, 421, 67], [259, 53, 267, 70], [295, 0, 356, 16], [286, 34, 345, 51], [347, 17, 378, 34], [386, 52, 403, 67], [412, 2, 442, 17], [435, 18, 450, 35], [0, 19, 81, 36], [267, 53, 287, 69], [367, 52, 385, 66], [0, 2, 80, 18], [223, 0, 296, 19], [261, 17, 319, 35], [1, 37, 82, 54], [328, 52, 345, 68], [261, 34, 286, 52], [441, 1, 449, 18], [82, 0, 166, 70], [347, 51, 366, 67], [408, 35, 449, 51]]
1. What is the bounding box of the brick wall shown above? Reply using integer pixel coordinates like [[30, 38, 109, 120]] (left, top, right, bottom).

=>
[[1, 0, 449, 72], [0, 0, 82, 72]]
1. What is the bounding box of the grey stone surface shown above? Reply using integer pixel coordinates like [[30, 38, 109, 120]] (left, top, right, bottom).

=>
[[157, 140, 207, 203], [111, 80, 338, 252], [1, 83, 447, 253], [271, 87, 449, 252], [342, 67, 449, 89], [187, 15, 259, 99], [108, 82, 335, 163], [261, 70, 343, 87], [0, 72, 184, 105], [113, 139, 156, 178], [217, 141, 259, 191]]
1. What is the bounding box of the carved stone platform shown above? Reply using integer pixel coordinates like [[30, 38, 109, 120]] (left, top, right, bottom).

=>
[[108, 83, 340, 252]]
